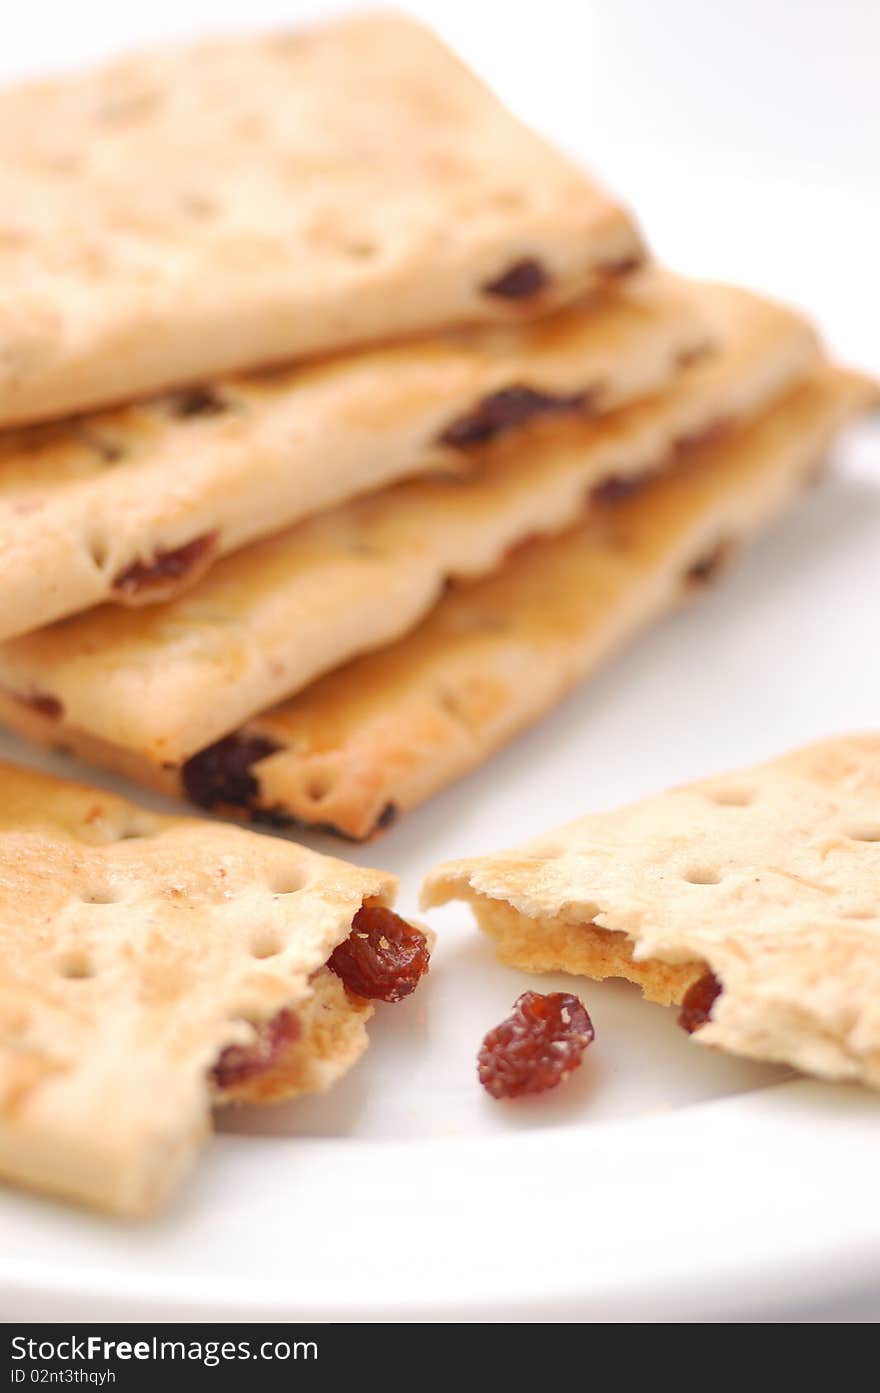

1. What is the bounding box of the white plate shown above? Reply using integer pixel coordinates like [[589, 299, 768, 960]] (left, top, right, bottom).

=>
[[1, 0, 879, 1324], [0, 424, 878, 1322]]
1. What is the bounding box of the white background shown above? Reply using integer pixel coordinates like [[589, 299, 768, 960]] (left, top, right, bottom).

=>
[[0, 0, 878, 1323]]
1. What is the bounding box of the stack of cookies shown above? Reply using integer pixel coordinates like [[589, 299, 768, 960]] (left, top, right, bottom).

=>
[[0, 13, 873, 840]]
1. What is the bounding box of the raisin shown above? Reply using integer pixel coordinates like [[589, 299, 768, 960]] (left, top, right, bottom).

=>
[[672, 417, 731, 459], [685, 540, 735, 588], [13, 690, 64, 720], [328, 905, 430, 1002], [211, 1008, 300, 1089], [182, 732, 280, 809], [375, 802, 398, 832], [482, 257, 549, 300], [478, 991, 594, 1099], [164, 386, 230, 418], [439, 385, 589, 451], [80, 430, 127, 463], [250, 805, 296, 830], [112, 532, 218, 599], [591, 471, 648, 504], [678, 970, 722, 1033]]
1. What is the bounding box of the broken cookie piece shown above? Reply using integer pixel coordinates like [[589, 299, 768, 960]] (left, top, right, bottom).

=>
[[0, 762, 427, 1216], [422, 736, 880, 1089]]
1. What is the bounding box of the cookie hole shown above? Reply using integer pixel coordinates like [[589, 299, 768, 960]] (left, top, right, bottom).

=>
[[0, 227, 29, 250], [491, 190, 527, 211], [846, 826, 880, 843], [437, 689, 470, 728], [676, 341, 713, 369], [180, 192, 219, 220], [81, 887, 119, 904], [86, 534, 110, 572], [93, 91, 160, 126], [598, 253, 646, 280], [305, 771, 336, 803], [58, 952, 95, 980], [45, 153, 82, 175], [347, 539, 386, 559], [76, 818, 155, 846], [115, 818, 158, 840], [269, 871, 306, 896], [707, 787, 754, 807], [251, 932, 284, 960], [343, 239, 378, 259], [683, 867, 722, 886]]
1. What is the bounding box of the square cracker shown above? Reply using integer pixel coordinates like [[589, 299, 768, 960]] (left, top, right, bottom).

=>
[[0, 271, 710, 642], [0, 286, 821, 766], [0, 14, 643, 427], [0, 761, 398, 1214], [3, 369, 871, 837], [422, 735, 880, 1089]]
